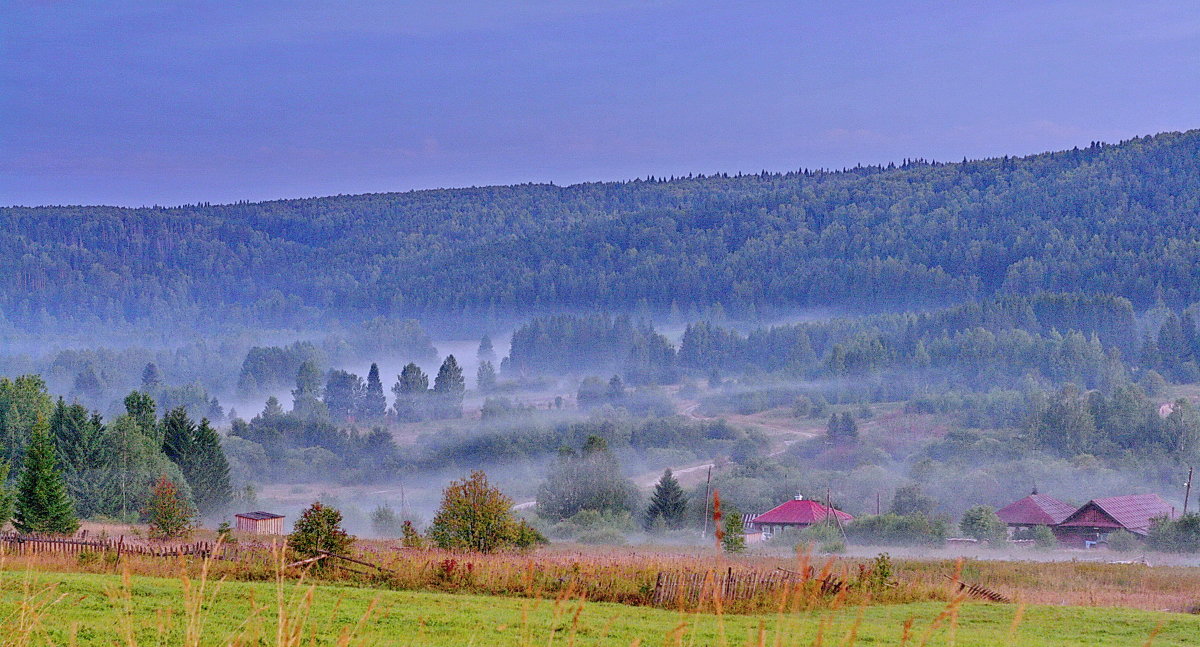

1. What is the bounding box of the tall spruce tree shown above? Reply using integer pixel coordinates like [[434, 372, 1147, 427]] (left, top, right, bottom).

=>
[[162, 406, 196, 466], [190, 418, 232, 516], [361, 363, 388, 420], [161, 406, 230, 518], [13, 415, 78, 534], [433, 355, 466, 419], [391, 363, 429, 422], [644, 469, 687, 530], [477, 335, 496, 362], [49, 398, 111, 518]]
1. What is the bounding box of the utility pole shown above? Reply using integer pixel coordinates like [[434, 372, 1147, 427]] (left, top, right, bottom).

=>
[[1185, 465, 1194, 515], [701, 466, 713, 538]]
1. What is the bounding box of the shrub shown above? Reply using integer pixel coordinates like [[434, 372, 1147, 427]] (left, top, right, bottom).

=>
[[288, 501, 355, 559], [794, 522, 842, 549], [845, 513, 947, 546], [401, 520, 426, 548], [819, 540, 846, 554], [430, 471, 528, 553], [1148, 513, 1200, 552], [1107, 529, 1140, 552], [1032, 524, 1058, 549], [577, 529, 627, 545], [959, 505, 1006, 544], [371, 505, 403, 537]]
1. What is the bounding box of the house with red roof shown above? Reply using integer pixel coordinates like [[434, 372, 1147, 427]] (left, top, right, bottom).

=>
[[996, 490, 1076, 536], [1053, 494, 1176, 548], [746, 495, 853, 540]]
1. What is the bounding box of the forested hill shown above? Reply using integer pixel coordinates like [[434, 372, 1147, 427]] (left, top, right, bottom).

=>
[[3, 130, 1199, 330]]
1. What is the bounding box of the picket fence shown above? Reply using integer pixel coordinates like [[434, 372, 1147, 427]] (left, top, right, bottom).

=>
[[0, 531, 226, 559], [651, 568, 845, 606]]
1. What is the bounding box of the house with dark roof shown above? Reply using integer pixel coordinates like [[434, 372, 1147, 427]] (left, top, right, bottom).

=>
[[746, 495, 853, 539], [1053, 494, 1176, 548], [996, 491, 1076, 536]]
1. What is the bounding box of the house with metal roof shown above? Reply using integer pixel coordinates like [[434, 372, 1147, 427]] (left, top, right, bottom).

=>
[[996, 491, 1076, 534], [746, 495, 853, 540], [1053, 494, 1176, 548]]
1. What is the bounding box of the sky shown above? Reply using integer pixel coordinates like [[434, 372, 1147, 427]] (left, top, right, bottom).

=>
[[2, 1, 1198, 207]]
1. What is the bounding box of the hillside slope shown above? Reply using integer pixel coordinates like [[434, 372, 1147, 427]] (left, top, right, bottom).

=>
[[3, 130, 1199, 330]]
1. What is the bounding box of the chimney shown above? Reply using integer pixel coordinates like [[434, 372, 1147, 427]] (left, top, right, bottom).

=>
[[795, 493, 804, 501]]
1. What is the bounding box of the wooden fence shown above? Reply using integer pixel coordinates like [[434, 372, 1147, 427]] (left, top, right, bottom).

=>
[[0, 532, 225, 560], [651, 568, 845, 606]]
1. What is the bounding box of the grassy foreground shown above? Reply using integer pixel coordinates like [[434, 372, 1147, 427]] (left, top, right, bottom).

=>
[[1, 569, 1199, 646]]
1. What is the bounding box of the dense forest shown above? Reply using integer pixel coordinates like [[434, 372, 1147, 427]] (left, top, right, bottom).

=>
[[6, 130, 1200, 549], [3, 131, 1200, 332]]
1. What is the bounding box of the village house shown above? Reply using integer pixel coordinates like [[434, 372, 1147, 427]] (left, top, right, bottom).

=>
[[234, 511, 286, 535], [995, 492, 1177, 548], [745, 495, 853, 540], [1053, 494, 1176, 548], [996, 490, 1076, 537]]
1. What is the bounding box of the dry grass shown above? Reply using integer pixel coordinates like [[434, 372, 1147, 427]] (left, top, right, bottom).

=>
[[5, 537, 1200, 615]]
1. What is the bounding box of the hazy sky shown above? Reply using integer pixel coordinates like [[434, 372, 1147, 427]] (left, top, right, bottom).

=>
[[2, 1, 1198, 207]]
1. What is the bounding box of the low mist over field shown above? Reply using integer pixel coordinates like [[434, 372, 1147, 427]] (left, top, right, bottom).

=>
[[4, 4, 1200, 643]]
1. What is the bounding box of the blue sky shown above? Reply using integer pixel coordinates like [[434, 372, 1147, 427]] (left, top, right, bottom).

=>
[[2, 1, 1198, 207]]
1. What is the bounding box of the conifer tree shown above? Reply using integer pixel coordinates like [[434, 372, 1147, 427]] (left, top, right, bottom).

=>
[[161, 406, 196, 466], [323, 370, 364, 422], [145, 474, 195, 540], [13, 415, 78, 534], [56, 408, 111, 519], [477, 335, 496, 362], [190, 418, 232, 517], [392, 363, 429, 422], [141, 363, 163, 392], [0, 456, 13, 527], [644, 469, 687, 530], [476, 360, 497, 392], [433, 355, 466, 419], [291, 360, 326, 419], [158, 407, 230, 518], [606, 375, 626, 401], [722, 510, 746, 553], [361, 363, 388, 420], [124, 391, 158, 442]]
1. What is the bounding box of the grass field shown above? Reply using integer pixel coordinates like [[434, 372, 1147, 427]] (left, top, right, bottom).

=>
[[2, 568, 1199, 646]]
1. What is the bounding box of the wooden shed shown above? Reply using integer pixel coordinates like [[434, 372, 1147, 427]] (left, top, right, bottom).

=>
[[234, 511, 286, 535]]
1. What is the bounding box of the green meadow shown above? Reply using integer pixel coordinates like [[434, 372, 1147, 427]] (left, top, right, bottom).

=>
[[2, 569, 1198, 646]]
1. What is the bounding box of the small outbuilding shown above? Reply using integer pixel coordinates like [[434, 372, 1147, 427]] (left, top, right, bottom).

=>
[[746, 495, 853, 540], [1054, 494, 1175, 548], [996, 490, 1075, 536], [235, 511, 286, 535]]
